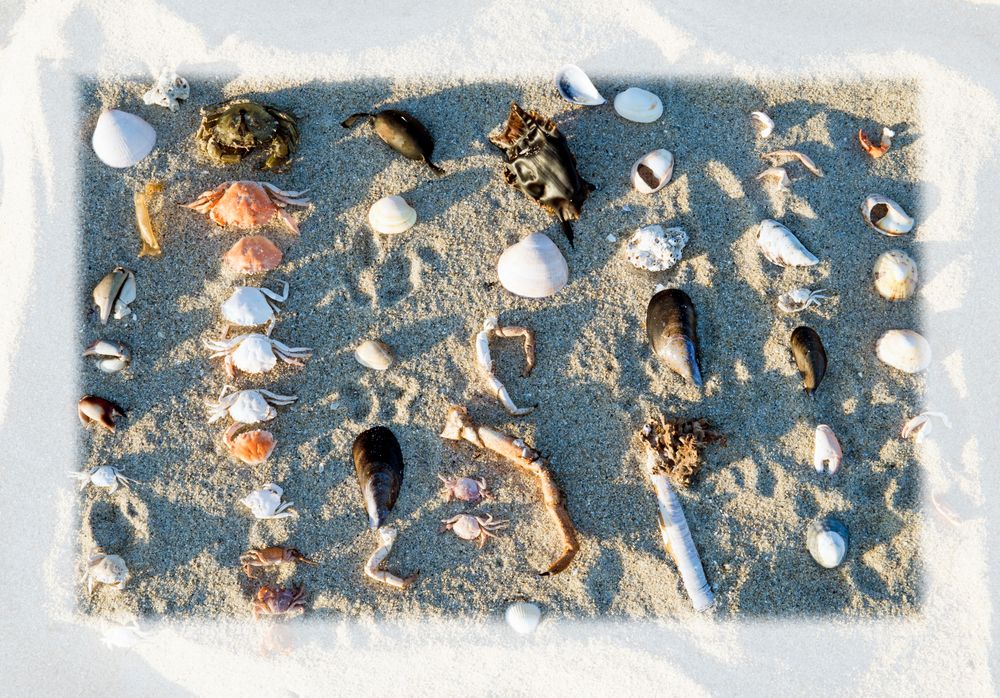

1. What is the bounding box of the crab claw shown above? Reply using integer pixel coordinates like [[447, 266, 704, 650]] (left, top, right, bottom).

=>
[[813, 425, 843, 474], [79, 395, 125, 432]]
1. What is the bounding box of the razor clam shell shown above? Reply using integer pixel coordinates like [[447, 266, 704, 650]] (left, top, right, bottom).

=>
[[554, 64, 605, 106]]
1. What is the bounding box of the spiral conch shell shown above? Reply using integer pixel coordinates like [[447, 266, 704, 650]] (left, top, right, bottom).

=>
[[497, 232, 568, 299], [873, 249, 917, 301], [876, 329, 931, 373], [368, 195, 416, 235], [757, 220, 818, 268]]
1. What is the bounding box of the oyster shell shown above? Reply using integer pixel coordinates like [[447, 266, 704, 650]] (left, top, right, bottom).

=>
[[497, 232, 569, 299], [861, 195, 913, 236], [625, 225, 688, 272], [92, 267, 136, 324], [873, 249, 917, 301], [368, 195, 416, 235], [757, 220, 818, 268], [91, 109, 156, 168], [806, 517, 849, 569], [613, 87, 663, 123], [630, 149, 674, 194], [876, 329, 931, 373], [554, 65, 605, 106], [355, 339, 394, 370]]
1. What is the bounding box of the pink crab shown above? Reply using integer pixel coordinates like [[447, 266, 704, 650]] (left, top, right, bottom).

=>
[[252, 583, 307, 620], [438, 474, 491, 504], [440, 513, 508, 548], [183, 181, 310, 234]]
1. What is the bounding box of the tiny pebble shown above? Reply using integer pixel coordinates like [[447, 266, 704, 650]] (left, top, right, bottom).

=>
[[606, 234, 617, 242], [622, 205, 632, 212]]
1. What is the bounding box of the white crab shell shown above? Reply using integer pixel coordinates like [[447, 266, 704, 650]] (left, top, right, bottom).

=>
[[241, 483, 294, 519], [221, 287, 277, 327], [450, 514, 484, 540], [229, 390, 279, 423], [230, 334, 279, 373], [89, 466, 123, 488], [88, 553, 129, 592]]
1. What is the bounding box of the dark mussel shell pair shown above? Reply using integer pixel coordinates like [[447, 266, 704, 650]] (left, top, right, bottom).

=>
[[352, 425, 405, 529]]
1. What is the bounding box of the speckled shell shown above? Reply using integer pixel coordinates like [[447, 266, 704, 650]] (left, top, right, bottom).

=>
[[876, 329, 931, 373], [497, 232, 569, 299], [614, 87, 663, 123], [873, 249, 918, 301], [231, 334, 278, 373], [91, 109, 156, 168], [807, 517, 849, 568], [221, 287, 277, 326]]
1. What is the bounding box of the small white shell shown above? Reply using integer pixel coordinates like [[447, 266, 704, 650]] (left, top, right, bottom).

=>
[[873, 249, 917, 301], [497, 232, 569, 299], [91, 109, 156, 168], [554, 64, 605, 106], [88, 552, 129, 592], [750, 111, 775, 137], [355, 339, 394, 370], [142, 69, 190, 112], [613, 87, 663, 123], [368, 195, 416, 235], [83, 339, 131, 373], [625, 225, 688, 272], [861, 195, 914, 236], [221, 287, 277, 326], [807, 517, 849, 569], [756, 219, 818, 267], [876, 329, 931, 373], [228, 391, 278, 423], [505, 601, 542, 635], [631, 149, 674, 194], [813, 425, 843, 475], [901, 411, 951, 443]]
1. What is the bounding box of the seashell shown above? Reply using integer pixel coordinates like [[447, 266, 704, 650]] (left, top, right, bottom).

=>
[[87, 551, 129, 593], [806, 516, 849, 569], [757, 219, 818, 268], [368, 195, 416, 235], [876, 329, 931, 373], [355, 339, 394, 370], [497, 232, 569, 299], [646, 288, 702, 387], [225, 428, 276, 465], [873, 249, 918, 301], [813, 425, 842, 474], [223, 236, 283, 274], [861, 195, 913, 236], [756, 167, 790, 190], [221, 284, 287, 327], [554, 64, 605, 106], [505, 601, 542, 635], [901, 411, 951, 443], [93, 267, 136, 324], [750, 111, 775, 137], [858, 127, 894, 159], [630, 149, 674, 194], [790, 326, 827, 395], [142, 69, 189, 112], [626, 225, 688, 272], [83, 339, 131, 373], [91, 109, 156, 168], [78, 395, 125, 432], [613, 87, 663, 123], [353, 426, 405, 529]]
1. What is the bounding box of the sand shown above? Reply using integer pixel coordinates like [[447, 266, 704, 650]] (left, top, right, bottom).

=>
[[76, 77, 922, 621]]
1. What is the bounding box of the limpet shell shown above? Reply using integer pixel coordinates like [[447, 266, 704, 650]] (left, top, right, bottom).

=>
[[497, 232, 568, 299], [876, 329, 931, 373], [368, 195, 416, 235], [505, 601, 541, 635], [613, 87, 663, 123], [873, 249, 917, 301], [355, 339, 394, 370], [631, 149, 674, 194]]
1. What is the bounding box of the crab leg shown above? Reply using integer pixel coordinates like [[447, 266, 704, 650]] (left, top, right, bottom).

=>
[[364, 526, 418, 590], [256, 389, 298, 405], [261, 183, 311, 206], [204, 334, 249, 355], [182, 183, 230, 213], [259, 281, 289, 304], [439, 405, 579, 576], [475, 317, 537, 416], [271, 339, 313, 366]]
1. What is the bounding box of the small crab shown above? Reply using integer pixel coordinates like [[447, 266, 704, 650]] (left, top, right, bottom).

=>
[[241, 483, 296, 520], [183, 182, 310, 234], [70, 465, 135, 493], [196, 101, 299, 172], [204, 326, 312, 378], [206, 385, 297, 425], [240, 546, 317, 578], [438, 474, 491, 504], [440, 513, 509, 548], [87, 550, 129, 593], [252, 583, 307, 620], [777, 287, 831, 313], [220, 283, 289, 331]]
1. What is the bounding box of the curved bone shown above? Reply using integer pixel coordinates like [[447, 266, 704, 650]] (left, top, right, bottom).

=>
[[762, 149, 824, 177], [364, 526, 418, 590], [474, 317, 537, 416]]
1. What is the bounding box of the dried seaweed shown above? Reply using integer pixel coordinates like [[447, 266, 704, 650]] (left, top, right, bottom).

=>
[[640, 416, 726, 487]]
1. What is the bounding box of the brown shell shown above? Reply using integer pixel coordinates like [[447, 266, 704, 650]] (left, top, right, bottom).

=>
[[224, 235, 283, 273]]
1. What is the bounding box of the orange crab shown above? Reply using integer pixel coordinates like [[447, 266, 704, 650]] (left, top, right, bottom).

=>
[[252, 584, 306, 620], [858, 127, 894, 159], [224, 425, 276, 465], [184, 181, 310, 234]]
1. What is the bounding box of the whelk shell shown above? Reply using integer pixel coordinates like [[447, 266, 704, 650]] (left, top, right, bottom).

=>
[[806, 517, 849, 569], [757, 220, 818, 268], [790, 326, 827, 395], [505, 601, 542, 635], [223, 236, 283, 274], [813, 425, 842, 474], [93, 267, 136, 324], [861, 195, 913, 236], [873, 249, 917, 301], [554, 64, 605, 106], [91, 109, 156, 168], [83, 339, 131, 373], [625, 225, 688, 272], [368, 195, 416, 235], [876, 329, 931, 373], [631, 149, 674, 194], [497, 232, 569, 299], [613, 87, 663, 123], [750, 111, 775, 137], [355, 339, 395, 370]]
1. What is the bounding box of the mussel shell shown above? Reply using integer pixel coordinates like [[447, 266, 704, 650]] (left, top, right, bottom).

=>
[[806, 516, 849, 568], [352, 426, 405, 529], [646, 288, 703, 387], [790, 326, 827, 394]]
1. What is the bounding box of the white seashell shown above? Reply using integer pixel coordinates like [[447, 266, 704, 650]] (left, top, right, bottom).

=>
[[240, 483, 295, 519], [91, 109, 156, 168], [861, 195, 913, 236], [876, 329, 931, 373], [368, 195, 416, 235], [505, 601, 542, 635], [813, 425, 842, 474], [901, 411, 951, 443], [806, 517, 848, 569], [873, 249, 917, 301], [87, 552, 129, 593], [554, 64, 605, 106], [83, 339, 131, 373], [756, 166, 790, 190], [750, 111, 774, 137], [228, 391, 278, 423], [613, 87, 663, 123], [142, 69, 190, 112], [221, 285, 286, 327], [756, 219, 818, 267], [630, 149, 674, 194], [355, 339, 394, 370], [497, 232, 569, 299], [625, 225, 688, 272]]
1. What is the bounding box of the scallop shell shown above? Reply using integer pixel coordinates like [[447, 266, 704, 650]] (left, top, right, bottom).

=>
[[368, 195, 416, 235], [554, 64, 605, 106], [91, 109, 156, 168], [355, 339, 394, 370], [224, 236, 283, 274], [613, 87, 663, 123], [861, 195, 913, 236], [626, 225, 687, 272], [876, 329, 931, 373], [505, 601, 541, 635], [757, 219, 818, 267], [497, 232, 569, 299], [806, 517, 849, 569], [631, 149, 674, 194], [873, 249, 917, 301]]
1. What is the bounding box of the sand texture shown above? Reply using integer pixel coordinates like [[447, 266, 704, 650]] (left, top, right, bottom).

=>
[[76, 77, 922, 621]]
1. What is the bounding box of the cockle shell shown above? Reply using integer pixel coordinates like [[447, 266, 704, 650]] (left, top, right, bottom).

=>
[[91, 109, 156, 168], [87, 552, 129, 593], [83, 339, 131, 373], [876, 329, 931, 373], [626, 225, 688, 272], [93, 267, 136, 324], [861, 195, 913, 236], [806, 517, 849, 569], [142, 69, 189, 112], [505, 601, 542, 635], [614, 87, 663, 123], [873, 249, 917, 301], [355, 339, 394, 370], [497, 232, 569, 299], [555, 65, 605, 106], [221, 286, 281, 326], [757, 219, 818, 268], [813, 425, 842, 474], [227, 429, 276, 465], [750, 111, 775, 137], [224, 236, 283, 274], [631, 149, 674, 193], [368, 195, 417, 235]]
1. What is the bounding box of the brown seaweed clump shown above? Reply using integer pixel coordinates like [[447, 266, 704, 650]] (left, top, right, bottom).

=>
[[640, 416, 726, 487]]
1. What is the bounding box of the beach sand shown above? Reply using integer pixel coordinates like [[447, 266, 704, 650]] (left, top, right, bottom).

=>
[[76, 76, 922, 621]]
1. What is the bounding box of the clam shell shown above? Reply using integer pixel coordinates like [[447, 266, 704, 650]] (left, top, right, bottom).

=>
[[861, 195, 913, 236], [224, 236, 283, 274], [626, 225, 687, 272], [497, 232, 569, 299], [806, 516, 849, 569], [613, 87, 663, 123], [91, 109, 156, 168], [555, 64, 605, 106], [631, 149, 674, 194], [355, 339, 394, 370], [873, 249, 917, 301], [876, 329, 931, 373], [757, 219, 818, 268], [750, 111, 774, 137], [505, 601, 541, 635], [368, 195, 416, 235]]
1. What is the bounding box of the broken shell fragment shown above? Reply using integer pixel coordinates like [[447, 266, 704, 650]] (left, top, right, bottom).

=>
[[225, 427, 276, 465], [813, 425, 842, 474], [756, 166, 791, 190], [862, 195, 913, 236], [554, 64, 605, 106], [873, 249, 918, 301], [901, 411, 951, 443], [93, 267, 136, 324], [762, 149, 823, 177], [355, 339, 395, 370], [858, 127, 895, 159], [505, 601, 542, 635], [876, 329, 931, 373], [87, 551, 129, 593], [626, 225, 688, 272], [614, 87, 663, 123], [368, 195, 416, 235], [757, 220, 818, 268], [750, 111, 774, 137], [83, 339, 131, 373], [142, 69, 189, 112], [631, 149, 674, 194], [134, 181, 164, 257], [790, 326, 827, 395], [79, 395, 125, 432], [497, 232, 569, 299], [223, 236, 283, 274], [806, 516, 849, 569], [91, 109, 156, 168], [646, 288, 703, 387]]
